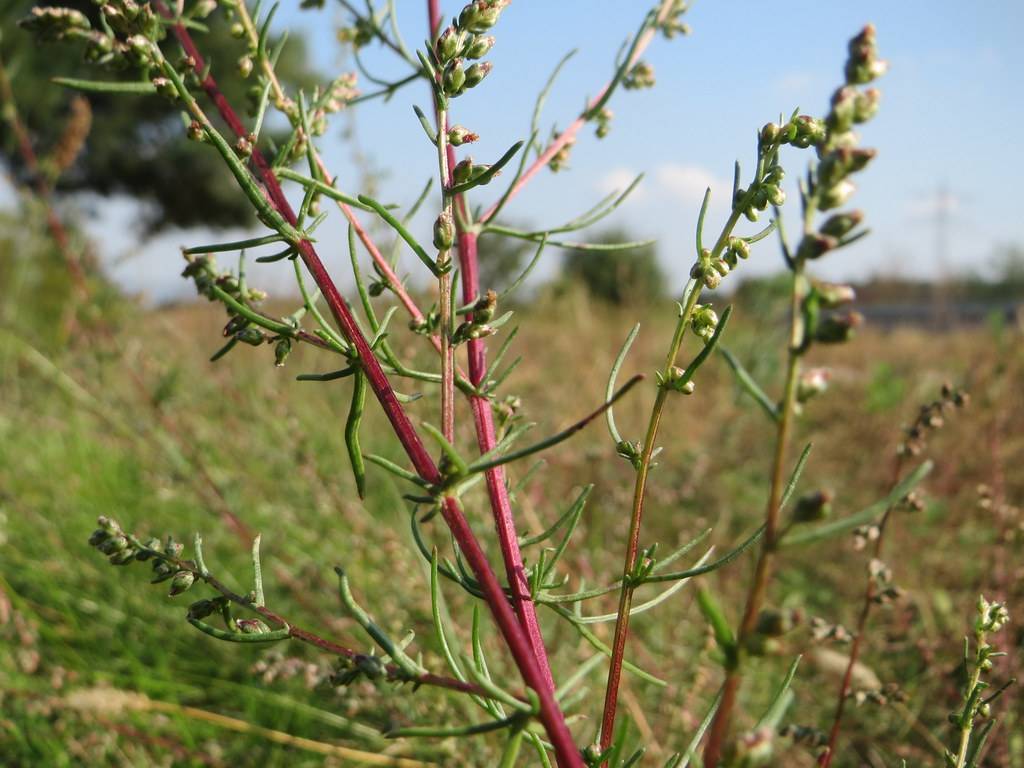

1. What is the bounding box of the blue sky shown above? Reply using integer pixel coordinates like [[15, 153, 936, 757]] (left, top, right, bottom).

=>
[[7, 0, 1022, 300]]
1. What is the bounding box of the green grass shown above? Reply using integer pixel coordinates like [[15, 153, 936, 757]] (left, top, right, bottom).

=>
[[1, 238, 1021, 765]]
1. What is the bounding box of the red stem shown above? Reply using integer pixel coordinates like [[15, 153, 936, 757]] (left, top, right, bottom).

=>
[[428, 0, 555, 693], [817, 456, 905, 767], [157, 6, 580, 764], [457, 221, 556, 692]]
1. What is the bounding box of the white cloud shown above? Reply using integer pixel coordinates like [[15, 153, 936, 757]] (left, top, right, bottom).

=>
[[773, 71, 817, 96], [597, 167, 648, 201], [653, 164, 729, 207]]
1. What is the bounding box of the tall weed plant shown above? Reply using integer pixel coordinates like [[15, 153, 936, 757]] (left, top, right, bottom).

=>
[[17, 1, 1014, 766]]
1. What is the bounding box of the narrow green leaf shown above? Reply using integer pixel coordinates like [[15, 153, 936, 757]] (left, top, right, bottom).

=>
[[782, 461, 933, 547], [52, 77, 156, 94], [719, 347, 780, 422]]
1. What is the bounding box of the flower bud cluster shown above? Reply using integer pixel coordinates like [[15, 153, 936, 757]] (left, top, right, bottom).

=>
[[337, 18, 375, 49], [947, 594, 1011, 743], [809, 616, 852, 644], [976, 595, 1010, 636], [782, 26, 887, 273], [623, 61, 655, 90], [733, 163, 785, 225], [22, 2, 166, 72], [897, 383, 968, 457], [452, 156, 491, 185], [547, 132, 576, 172], [868, 557, 901, 605], [851, 683, 907, 707], [690, 304, 719, 341], [88, 517, 198, 597], [779, 725, 828, 750], [593, 108, 614, 139], [452, 290, 501, 344], [658, 1, 691, 39], [182, 254, 266, 306], [436, 1, 509, 98]]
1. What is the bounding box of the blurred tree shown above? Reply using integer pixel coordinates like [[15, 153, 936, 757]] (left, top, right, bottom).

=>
[[560, 228, 664, 305], [0, 1, 319, 232]]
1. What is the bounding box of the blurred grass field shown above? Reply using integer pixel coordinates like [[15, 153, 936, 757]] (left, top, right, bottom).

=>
[[1, 217, 1022, 766]]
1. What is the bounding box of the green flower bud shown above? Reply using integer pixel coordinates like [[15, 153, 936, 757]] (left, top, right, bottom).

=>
[[238, 55, 253, 78], [793, 490, 833, 522], [819, 210, 864, 239], [447, 125, 479, 146], [234, 135, 253, 159], [818, 180, 856, 211], [760, 122, 780, 145], [274, 338, 292, 367], [109, 549, 137, 566], [237, 618, 272, 634], [623, 61, 656, 90], [235, 327, 265, 346], [786, 115, 827, 148], [827, 86, 858, 133], [151, 77, 177, 100], [19, 7, 92, 42], [765, 165, 785, 185], [187, 598, 220, 620], [433, 210, 456, 250], [755, 608, 798, 637], [442, 59, 466, 96], [459, 0, 509, 33], [135, 538, 162, 561], [816, 282, 856, 307], [474, 289, 498, 322], [796, 233, 839, 261], [436, 26, 466, 62], [691, 304, 719, 341], [169, 571, 196, 596], [187, 120, 206, 142], [764, 184, 786, 206], [464, 61, 492, 89], [853, 88, 881, 123], [730, 237, 751, 260], [230, 22, 245, 37], [163, 537, 184, 559], [845, 55, 888, 86], [453, 158, 477, 185], [464, 35, 495, 59], [796, 367, 831, 402], [98, 535, 129, 555], [814, 311, 863, 343], [193, 0, 218, 19], [847, 147, 877, 173], [594, 107, 614, 139]]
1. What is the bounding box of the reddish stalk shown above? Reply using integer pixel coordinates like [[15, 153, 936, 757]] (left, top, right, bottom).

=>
[[478, 1, 675, 225], [427, 0, 555, 693], [0, 54, 89, 298], [156, 6, 580, 764], [817, 455, 905, 767]]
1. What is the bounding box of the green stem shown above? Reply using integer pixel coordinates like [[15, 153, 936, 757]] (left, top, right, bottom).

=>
[[598, 279, 702, 753], [954, 650, 985, 768]]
